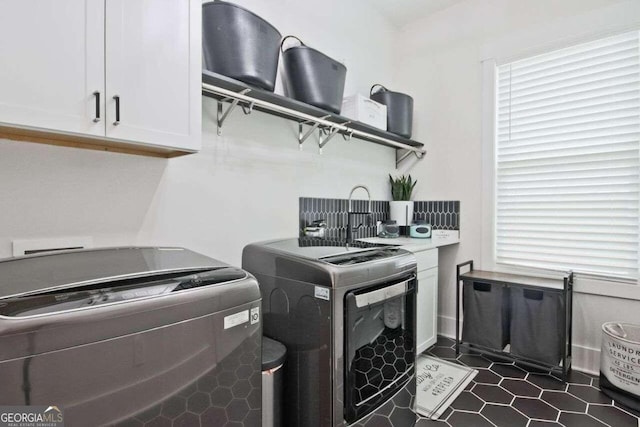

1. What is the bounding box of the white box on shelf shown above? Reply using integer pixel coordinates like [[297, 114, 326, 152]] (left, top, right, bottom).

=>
[[341, 94, 387, 130]]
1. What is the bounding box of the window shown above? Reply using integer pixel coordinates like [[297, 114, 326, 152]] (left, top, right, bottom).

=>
[[495, 30, 640, 280]]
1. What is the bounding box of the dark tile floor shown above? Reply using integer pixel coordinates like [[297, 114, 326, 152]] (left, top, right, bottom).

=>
[[415, 336, 640, 427]]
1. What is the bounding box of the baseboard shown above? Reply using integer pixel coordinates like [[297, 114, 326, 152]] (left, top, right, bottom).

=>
[[437, 315, 600, 375], [437, 314, 458, 341], [571, 344, 600, 376]]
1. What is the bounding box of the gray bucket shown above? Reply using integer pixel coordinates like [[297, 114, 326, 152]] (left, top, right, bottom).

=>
[[281, 36, 347, 114], [202, 1, 282, 91], [600, 322, 640, 411], [370, 84, 414, 138]]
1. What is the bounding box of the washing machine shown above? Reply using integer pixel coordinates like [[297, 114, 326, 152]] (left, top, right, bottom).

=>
[[0, 247, 261, 426]]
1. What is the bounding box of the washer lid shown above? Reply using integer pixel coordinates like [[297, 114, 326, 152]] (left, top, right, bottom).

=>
[[0, 247, 229, 300], [263, 237, 395, 260], [320, 247, 404, 265]]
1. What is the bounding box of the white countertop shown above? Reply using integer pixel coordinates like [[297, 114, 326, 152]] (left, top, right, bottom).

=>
[[359, 230, 460, 252]]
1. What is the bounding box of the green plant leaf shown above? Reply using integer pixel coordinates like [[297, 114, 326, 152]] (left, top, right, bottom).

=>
[[389, 174, 418, 201]]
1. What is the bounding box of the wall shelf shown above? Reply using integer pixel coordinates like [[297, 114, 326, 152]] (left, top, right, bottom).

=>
[[202, 71, 426, 167]]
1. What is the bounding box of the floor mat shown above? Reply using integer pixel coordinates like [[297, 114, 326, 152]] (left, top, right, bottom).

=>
[[415, 354, 478, 419]]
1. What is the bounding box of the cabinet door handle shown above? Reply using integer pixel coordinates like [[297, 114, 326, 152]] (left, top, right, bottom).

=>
[[92, 91, 101, 123], [113, 95, 120, 126]]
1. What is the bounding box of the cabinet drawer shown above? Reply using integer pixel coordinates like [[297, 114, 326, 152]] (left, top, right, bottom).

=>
[[413, 248, 438, 271]]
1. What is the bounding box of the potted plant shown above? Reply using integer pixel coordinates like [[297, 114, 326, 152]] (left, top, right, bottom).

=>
[[389, 174, 417, 226]]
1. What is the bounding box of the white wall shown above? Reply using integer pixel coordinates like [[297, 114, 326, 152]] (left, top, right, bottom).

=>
[[0, 0, 400, 266], [3, 0, 636, 375], [394, 0, 640, 373]]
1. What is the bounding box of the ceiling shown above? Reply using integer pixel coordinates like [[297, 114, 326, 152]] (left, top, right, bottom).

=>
[[367, 0, 465, 28]]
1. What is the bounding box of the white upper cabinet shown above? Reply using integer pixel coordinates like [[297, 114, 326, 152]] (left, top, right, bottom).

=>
[[0, 0, 201, 154], [0, 0, 105, 136], [105, 0, 201, 150]]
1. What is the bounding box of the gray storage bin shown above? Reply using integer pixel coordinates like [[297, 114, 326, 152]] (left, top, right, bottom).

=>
[[462, 281, 510, 350], [510, 287, 564, 365], [370, 84, 414, 138], [202, 1, 282, 91], [281, 36, 347, 114]]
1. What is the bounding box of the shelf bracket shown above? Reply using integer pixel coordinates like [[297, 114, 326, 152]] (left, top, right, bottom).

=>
[[241, 102, 254, 115], [298, 121, 322, 149], [216, 89, 251, 135], [396, 148, 425, 168], [318, 126, 340, 153], [298, 115, 331, 150], [338, 121, 353, 141]]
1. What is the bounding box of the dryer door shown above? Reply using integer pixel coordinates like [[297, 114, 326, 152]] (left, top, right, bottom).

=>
[[343, 275, 417, 423]]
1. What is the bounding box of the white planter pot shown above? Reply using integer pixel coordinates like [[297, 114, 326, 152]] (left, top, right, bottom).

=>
[[389, 201, 414, 226]]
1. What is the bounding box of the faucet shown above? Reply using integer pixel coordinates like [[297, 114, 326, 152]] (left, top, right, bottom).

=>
[[346, 185, 372, 244]]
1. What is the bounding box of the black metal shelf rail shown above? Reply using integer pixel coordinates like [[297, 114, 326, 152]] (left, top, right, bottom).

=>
[[455, 261, 574, 381], [202, 71, 426, 168]]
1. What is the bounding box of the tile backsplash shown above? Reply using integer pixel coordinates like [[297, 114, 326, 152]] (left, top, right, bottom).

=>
[[299, 197, 460, 240], [414, 201, 460, 230], [299, 197, 388, 240]]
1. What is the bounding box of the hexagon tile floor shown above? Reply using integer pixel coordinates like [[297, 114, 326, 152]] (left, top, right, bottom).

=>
[[416, 336, 640, 427]]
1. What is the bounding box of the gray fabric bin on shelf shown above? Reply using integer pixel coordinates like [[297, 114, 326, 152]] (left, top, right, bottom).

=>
[[510, 287, 564, 365], [462, 281, 510, 351]]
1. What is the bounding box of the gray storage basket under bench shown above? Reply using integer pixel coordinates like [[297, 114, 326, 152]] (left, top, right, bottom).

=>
[[455, 261, 574, 381]]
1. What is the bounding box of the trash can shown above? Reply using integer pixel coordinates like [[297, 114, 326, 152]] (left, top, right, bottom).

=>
[[600, 322, 640, 411], [510, 287, 564, 365], [263, 336, 287, 427], [462, 281, 510, 351]]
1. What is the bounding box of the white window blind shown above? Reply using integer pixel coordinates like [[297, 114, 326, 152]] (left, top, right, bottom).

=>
[[496, 30, 640, 280]]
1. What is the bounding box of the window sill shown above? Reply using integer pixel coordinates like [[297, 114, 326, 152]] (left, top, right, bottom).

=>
[[574, 277, 640, 301]]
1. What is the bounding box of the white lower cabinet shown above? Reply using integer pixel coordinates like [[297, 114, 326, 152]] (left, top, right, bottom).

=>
[[407, 248, 439, 354], [417, 267, 438, 353]]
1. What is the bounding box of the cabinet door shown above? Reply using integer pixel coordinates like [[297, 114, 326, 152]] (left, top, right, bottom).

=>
[[0, 0, 105, 136], [104, 0, 201, 151], [417, 267, 438, 354]]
